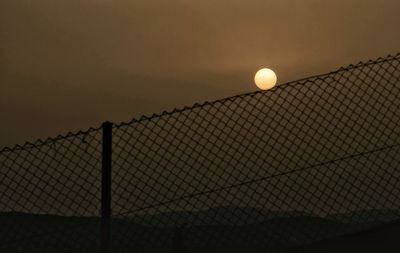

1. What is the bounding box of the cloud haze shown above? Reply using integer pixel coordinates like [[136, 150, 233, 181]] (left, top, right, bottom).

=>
[[1, 0, 399, 146]]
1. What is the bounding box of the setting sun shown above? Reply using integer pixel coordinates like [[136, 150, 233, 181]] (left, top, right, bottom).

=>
[[254, 68, 277, 90]]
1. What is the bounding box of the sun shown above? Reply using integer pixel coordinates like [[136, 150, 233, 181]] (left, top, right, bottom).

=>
[[254, 68, 277, 90]]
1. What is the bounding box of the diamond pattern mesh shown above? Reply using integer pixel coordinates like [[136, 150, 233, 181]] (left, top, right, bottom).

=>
[[0, 53, 399, 253]]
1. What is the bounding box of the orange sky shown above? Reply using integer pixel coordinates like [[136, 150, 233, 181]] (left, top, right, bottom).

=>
[[1, 0, 399, 147]]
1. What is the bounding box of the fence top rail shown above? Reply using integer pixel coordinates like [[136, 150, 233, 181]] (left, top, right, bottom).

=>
[[0, 126, 102, 154], [114, 52, 400, 128], [0, 52, 399, 155]]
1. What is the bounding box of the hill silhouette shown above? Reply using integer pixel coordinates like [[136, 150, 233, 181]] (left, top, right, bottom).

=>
[[284, 221, 400, 253], [1, 206, 398, 253]]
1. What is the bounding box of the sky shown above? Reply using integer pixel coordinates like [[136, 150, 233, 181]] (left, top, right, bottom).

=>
[[1, 0, 399, 147]]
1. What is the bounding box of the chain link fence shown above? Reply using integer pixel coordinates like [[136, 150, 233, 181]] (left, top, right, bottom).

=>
[[0, 128, 103, 252], [1, 53, 400, 252]]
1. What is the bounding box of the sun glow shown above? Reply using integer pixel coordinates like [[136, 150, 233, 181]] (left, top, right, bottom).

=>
[[254, 68, 277, 90]]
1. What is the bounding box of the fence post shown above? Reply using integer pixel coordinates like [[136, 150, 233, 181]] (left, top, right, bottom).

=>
[[101, 121, 112, 253]]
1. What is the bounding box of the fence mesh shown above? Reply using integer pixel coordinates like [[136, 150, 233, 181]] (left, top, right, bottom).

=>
[[0, 129, 103, 252], [1, 53, 400, 253]]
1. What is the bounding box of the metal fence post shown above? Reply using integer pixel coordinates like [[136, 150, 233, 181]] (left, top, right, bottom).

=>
[[101, 121, 112, 253]]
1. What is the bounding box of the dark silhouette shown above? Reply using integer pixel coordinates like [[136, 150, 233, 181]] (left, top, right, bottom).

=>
[[284, 221, 400, 253], [171, 223, 188, 253], [1, 53, 400, 253]]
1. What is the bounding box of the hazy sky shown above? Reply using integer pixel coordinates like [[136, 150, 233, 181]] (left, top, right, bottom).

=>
[[0, 0, 399, 147]]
